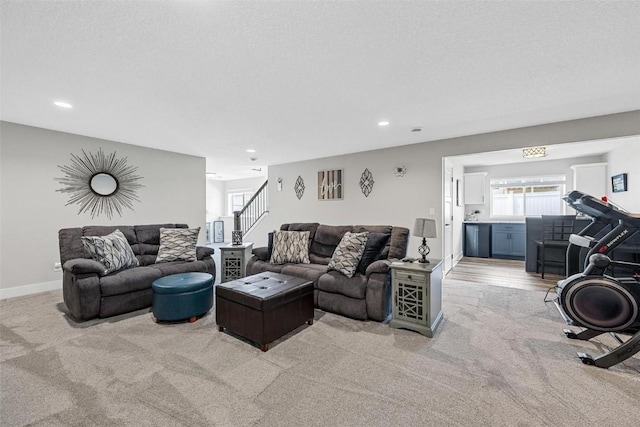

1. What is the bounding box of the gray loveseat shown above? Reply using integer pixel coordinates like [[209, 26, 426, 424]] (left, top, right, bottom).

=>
[[59, 224, 216, 321], [246, 223, 409, 321]]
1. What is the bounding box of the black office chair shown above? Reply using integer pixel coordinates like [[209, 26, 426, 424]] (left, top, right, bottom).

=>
[[536, 215, 576, 278]]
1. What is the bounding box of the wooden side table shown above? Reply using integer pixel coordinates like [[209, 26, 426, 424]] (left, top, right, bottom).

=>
[[220, 243, 253, 283], [389, 259, 443, 337]]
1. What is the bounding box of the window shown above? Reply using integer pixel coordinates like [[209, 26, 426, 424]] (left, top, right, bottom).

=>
[[490, 176, 566, 217], [227, 191, 254, 216]]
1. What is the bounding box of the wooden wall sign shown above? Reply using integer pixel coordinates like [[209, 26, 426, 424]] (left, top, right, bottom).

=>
[[318, 169, 343, 200]]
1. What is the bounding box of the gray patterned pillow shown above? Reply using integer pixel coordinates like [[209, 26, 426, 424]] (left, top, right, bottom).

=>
[[270, 230, 310, 264], [81, 229, 139, 275], [328, 231, 369, 278], [155, 227, 200, 263]]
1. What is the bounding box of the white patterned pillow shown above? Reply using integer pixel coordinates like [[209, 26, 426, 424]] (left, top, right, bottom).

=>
[[155, 227, 200, 263], [270, 230, 310, 264], [328, 231, 369, 278], [81, 229, 139, 275]]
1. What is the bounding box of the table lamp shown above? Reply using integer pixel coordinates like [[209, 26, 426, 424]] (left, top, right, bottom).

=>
[[413, 218, 437, 263]]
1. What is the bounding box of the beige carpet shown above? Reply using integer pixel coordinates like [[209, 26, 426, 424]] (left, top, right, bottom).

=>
[[1, 280, 639, 427]]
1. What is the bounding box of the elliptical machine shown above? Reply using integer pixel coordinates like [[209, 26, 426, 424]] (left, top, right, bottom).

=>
[[555, 190, 640, 368]]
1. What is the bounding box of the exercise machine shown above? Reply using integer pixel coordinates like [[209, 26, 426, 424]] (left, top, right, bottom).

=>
[[554, 190, 640, 368]]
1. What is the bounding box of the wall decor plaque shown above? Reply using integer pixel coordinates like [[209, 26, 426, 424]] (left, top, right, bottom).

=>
[[294, 176, 305, 200], [318, 169, 343, 200], [359, 168, 374, 197]]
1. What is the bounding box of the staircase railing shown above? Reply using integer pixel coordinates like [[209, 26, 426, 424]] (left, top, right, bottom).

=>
[[233, 180, 268, 234]]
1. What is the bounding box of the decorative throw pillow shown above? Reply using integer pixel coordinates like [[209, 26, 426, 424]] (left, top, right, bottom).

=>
[[270, 230, 310, 264], [155, 227, 200, 263], [328, 231, 369, 278], [81, 229, 139, 275], [357, 232, 390, 274]]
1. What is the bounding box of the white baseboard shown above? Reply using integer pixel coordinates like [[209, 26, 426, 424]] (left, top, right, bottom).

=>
[[0, 280, 62, 300]]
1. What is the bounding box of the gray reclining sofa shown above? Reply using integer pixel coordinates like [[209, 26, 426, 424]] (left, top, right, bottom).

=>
[[59, 224, 215, 321], [246, 223, 409, 321]]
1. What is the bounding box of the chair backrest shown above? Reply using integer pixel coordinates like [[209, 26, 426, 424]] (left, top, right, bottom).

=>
[[541, 215, 576, 242]]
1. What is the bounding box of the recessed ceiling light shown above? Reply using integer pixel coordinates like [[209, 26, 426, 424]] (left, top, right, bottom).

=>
[[54, 101, 73, 109], [378, 121, 390, 126], [246, 149, 256, 153]]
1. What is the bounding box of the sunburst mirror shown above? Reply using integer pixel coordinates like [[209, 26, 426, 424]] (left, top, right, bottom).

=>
[[55, 148, 143, 219]]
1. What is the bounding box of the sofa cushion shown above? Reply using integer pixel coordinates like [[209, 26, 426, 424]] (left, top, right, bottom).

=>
[[280, 223, 319, 242], [328, 231, 369, 278], [356, 232, 390, 274], [270, 230, 310, 264], [249, 259, 286, 274], [317, 271, 368, 299], [100, 266, 162, 296], [83, 225, 137, 247], [156, 227, 200, 263], [310, 225, 352, 258], [388, 227, 410, 260], [280, 263, 329, 288], [81, 229, 140, 275], [152, 260, 210, 276], [133, 224, 186, 256]]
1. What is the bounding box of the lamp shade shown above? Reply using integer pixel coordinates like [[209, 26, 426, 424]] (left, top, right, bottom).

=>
[[413, 218, 437, 238]]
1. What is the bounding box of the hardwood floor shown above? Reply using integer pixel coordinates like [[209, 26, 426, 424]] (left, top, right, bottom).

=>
[[445, 256, 562, 293]]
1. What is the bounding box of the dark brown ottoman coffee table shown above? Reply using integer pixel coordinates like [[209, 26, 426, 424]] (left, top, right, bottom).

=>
[[216, 272, 314, 351]]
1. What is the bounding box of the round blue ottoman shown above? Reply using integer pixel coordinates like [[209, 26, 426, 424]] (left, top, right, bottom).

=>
[[152, 272, 213, 322]]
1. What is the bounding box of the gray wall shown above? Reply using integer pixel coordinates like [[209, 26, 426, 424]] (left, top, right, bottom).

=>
[[606, 139, 640, 211], [0, 122, 206, 294], [247, 111, 640, 260]]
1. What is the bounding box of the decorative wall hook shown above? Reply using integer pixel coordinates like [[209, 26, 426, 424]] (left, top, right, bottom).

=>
[[394, 166, 407, 177]]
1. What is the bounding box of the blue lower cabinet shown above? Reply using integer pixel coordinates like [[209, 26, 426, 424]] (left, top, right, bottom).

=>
[[491, 224, 525, 259]]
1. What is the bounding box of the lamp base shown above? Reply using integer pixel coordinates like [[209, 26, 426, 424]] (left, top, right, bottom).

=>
[[417, 238, 431, 264]]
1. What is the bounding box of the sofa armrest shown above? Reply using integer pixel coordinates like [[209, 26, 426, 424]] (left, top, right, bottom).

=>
[[197, 246, 215, 260], [365, 259, 392, 277], [252, 247, 270, 262], [63, 258, 106, 276]]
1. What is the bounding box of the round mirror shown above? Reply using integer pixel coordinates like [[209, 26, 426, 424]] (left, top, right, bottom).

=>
[[90, 173, 118, 196]]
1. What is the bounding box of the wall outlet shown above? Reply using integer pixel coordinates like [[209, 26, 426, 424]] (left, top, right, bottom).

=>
[[53, 262, 62, 272], [429, 207, 435, 215]]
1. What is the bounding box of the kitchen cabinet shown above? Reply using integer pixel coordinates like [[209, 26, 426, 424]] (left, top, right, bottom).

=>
[[463, 173, 487, 205], [491, 224, 525, 259]]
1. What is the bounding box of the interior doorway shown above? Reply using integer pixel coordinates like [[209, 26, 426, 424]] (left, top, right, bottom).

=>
[[443, 159, 454, 274]]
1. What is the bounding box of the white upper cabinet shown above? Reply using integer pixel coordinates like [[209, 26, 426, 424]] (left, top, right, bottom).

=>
[[464, 172, 487, 205]]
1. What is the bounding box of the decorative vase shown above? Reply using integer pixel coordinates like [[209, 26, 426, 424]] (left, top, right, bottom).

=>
[[231, 230, 243, 246]]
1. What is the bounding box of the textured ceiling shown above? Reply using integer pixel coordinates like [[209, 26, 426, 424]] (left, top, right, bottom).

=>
[[2, 1, 639, 179]]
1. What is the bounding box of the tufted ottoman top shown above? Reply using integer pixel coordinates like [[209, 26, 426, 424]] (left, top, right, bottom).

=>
[[152, 272, 213, 294], [216, 272, 312, 311]]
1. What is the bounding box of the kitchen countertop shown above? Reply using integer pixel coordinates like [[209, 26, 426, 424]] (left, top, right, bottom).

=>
[[463, 220, 525, 224]]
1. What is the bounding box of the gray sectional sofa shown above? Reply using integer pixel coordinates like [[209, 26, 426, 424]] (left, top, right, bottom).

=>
[[59, 224, 215, 321], [246, 223, 409, 321]]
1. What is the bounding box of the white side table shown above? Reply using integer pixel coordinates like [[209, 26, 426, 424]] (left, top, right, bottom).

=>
[[220, 243, 253, 283], [389, 259, 443, 337]]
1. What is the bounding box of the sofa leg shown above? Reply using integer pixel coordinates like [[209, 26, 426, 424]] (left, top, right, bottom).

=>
[[189, 316, 196, 323], [218, 325, 224, 332], [307, 318, 314, 325], [260, 343, 269, 352]]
